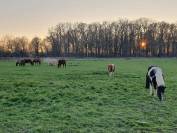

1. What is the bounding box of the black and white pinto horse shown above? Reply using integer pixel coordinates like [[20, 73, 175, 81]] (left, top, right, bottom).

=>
[[146, 66, 166, 101]]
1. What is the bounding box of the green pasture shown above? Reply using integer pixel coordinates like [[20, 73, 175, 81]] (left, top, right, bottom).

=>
[[0, 58, 177, 132]]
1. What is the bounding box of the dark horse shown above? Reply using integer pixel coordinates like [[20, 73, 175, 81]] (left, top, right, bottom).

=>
[[33, 58, 41, 65], [16, 58, 34, 66], [24, 58, 34, 65], [58, 59, 66, 68], [16, 59, 25, 66]]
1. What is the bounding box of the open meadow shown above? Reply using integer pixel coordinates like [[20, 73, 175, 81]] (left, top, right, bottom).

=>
[[0, 58, 177, 132]]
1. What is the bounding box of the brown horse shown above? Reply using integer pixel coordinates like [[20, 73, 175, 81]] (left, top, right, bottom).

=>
[[33, 58, 41, 65], [108, 64, 115, 76], [58, 59, 66, 68]]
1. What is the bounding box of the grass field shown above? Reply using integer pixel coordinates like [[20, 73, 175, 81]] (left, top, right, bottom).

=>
[[0, 58, 177, 133]]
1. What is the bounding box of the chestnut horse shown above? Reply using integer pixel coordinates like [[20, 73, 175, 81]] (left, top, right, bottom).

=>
[[108, 64, 115, 76]]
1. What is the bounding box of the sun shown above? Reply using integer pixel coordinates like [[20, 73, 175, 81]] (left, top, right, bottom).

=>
[[141, 41, 146, 48]]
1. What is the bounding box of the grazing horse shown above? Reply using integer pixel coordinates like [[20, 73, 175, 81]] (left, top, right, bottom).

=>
[[108, 64, 115, 76], [16, 59, 25, 66], [146, 66, 166, 101], [33, 58, 41, 65], [48, 61, 57, 66], [23, 58, 34, 66], [58, 59, 66, 68]]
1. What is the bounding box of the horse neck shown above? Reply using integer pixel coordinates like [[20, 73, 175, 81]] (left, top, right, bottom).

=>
[[156, 74, 165, 87]]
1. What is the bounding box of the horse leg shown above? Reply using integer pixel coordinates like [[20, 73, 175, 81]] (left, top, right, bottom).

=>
[[149, 84, 153, 96], [157, 88, 162, 101], [154, 88, 157, 96], [22, 62, 25, 66], [109, 72, 112, 77], [146, 74, 150, 89]]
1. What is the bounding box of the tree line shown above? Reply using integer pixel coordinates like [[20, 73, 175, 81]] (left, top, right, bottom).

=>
[[1, 18, 177, 57]]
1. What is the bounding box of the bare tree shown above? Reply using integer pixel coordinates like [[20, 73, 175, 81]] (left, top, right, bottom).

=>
[[30, 37, 41, 57]]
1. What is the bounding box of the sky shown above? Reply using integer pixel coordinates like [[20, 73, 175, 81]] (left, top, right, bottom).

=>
[[0, 0, 177, 39]]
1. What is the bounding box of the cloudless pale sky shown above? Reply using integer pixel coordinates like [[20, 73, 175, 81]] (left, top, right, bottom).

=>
[[0, 0, 177, 39]]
